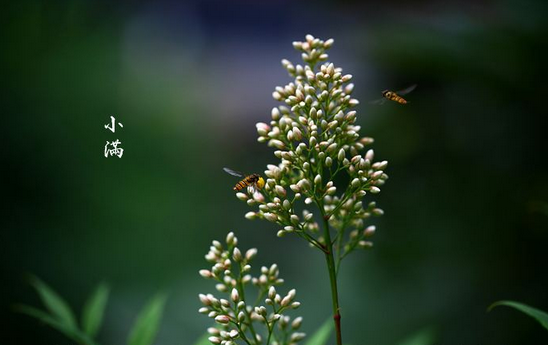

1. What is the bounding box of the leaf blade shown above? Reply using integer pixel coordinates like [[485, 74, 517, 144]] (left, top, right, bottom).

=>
[[15, 304, 96, 345], [395, 327, 436, 345], [489, 300, 548, 331], [303, 318, 333, 345], [81, 282, 110, 337], [127, 293, 168, 345], [28, 275, 77, 330]]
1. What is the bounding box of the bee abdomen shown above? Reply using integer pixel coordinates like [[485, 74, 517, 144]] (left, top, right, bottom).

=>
[[233, 180, 248, 191]]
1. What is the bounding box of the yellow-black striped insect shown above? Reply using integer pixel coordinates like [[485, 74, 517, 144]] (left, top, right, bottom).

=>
[[223, 167, 265, 192], [370, 84, 417, 105]]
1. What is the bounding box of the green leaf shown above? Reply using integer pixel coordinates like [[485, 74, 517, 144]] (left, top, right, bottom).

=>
[[304, 318, 333, 345], [192, 332, 212, 345], [81, 282, 110, 337], [127, 293, 168, 345], [28, 275, 77, 330], [489, 300, 548, 331], [395, 327, 436, 345], [15, 304, 97, 345]]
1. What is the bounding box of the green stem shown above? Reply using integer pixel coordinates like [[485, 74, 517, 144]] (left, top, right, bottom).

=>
[[319, 204, 343, 345]]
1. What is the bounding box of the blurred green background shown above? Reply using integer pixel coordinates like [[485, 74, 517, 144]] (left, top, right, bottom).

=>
[[2, 0, 547, 344]]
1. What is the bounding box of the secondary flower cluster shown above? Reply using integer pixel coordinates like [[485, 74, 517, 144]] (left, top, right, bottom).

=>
[[199, 232, 304, 345], [238, 35, 387, 264]]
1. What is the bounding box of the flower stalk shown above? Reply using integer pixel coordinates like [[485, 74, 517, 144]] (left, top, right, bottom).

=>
[[235, 34, 389, 345]]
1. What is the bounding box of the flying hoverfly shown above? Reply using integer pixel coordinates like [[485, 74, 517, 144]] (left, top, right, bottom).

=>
[[223, 167, 265, 192], [370, 84, 417, 105]]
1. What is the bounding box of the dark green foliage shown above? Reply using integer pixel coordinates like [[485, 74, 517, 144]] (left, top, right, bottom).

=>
[[395, 327, 436, 345], [17, 276, 166, 345], [81, 282, 110, 338], [489, 301, 548, 331], [127, 293, 168, 345], [304, 318, 333, 345]]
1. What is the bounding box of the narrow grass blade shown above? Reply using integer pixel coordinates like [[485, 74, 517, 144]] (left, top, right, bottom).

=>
[[28, 275, 77, 329], [303, 318, 333, 345], [395, 327, 436, 345], [15, 304, 96, 345], [81, 282, 110, 337], [489, 300, 548, 331], [127, 293, 168, 345]]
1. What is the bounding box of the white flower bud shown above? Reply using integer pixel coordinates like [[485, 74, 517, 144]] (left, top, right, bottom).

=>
[[305, 197, 313, 204], [245, 211, 257, 220], [275, 185, 287, 197], [341, 74, 353, 82], [269, 139, 285, 150], [292, 316, 303, 329], [365, 149, 374, 161], [231, 288, 240, 302], [283, 199, 291, 210], [268, 286, 276, 299], [293, 127, 303, 141], [291, 332, 306, 342], [291, 302, 301, 309], [373, 160, 388, 170], [338, 148, 345, 161], [214, 315, 230, 324], [226, 232, 236, 246], [359, 240, 374, 249], [208, 336, 222, 344], [199, 294, 211, 306], [371, 170, 384, 180], [199, 269, 212, 278], [326, 143, 338, 153], [243, 249, 257, 262], [324, 38, 334, 48], [264, 212, 278, 222], [314, 174, 322, 186], [220, 298, 230, 308], [364, 225, 376, 237], [256, 122, 270, 136], [228, 329, 239, 338], [277, 230, 287, 237], [372, 208, 384, 216], [327, 186, 337, 195], [370, 186, 381, 194], [208, 327, 220, 335], [233, 247, 242, 262], [236, 192, 248, 201]]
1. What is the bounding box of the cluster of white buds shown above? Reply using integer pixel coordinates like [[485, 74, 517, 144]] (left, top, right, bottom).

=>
[[240, 35, 387, 265], [199, 232, 305, 345]]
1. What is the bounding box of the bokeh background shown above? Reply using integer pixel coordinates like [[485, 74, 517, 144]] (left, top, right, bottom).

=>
[[2, 0, 548, 344]]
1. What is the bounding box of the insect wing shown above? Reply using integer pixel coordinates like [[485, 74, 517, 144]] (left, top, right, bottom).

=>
[[369, 98, 387, 105], [396, 84, 417, 96], [223, 167, 244, 177]]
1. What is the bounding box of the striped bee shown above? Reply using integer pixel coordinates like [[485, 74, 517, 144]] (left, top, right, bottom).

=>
[[370, 84, 417, 105], [223, 167, 265, 192]]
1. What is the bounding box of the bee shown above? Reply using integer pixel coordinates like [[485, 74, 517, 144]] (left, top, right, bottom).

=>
[[223, 167, 265, 192], [370, 84, 417, 105]]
